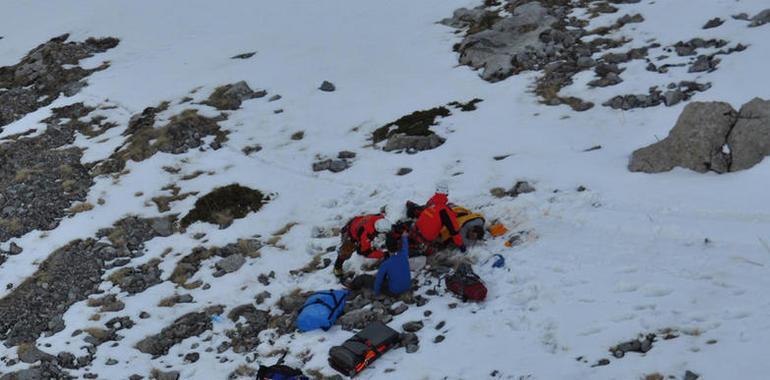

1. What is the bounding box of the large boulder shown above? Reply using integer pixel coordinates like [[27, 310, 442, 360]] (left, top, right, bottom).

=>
[[727, 98, 770, 171], [629, 102, 737, 173]]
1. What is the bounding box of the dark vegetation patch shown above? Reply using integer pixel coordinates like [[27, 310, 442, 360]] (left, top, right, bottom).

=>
[[152, 184, 197, 213], [180, 184, 267, 229], [0, 34, 119, 130], [448, 98, 483, 111], [372, 107, 450, 144]]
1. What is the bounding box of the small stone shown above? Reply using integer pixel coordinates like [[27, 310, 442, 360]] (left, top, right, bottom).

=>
[[592, 358, 610, 367], [402, 321, 424, 332], [396, 168, 412, 176], [433, 335, 445, 343], [490, 187, 506, 198], [319, 81, 336, 92], [447, 303, 458, 309], [273, 109, 283, 114], [390, 304, 408, 316], [139, 312, 150, 319], [216, 254, 246, 273], [337, 151, 356, 159], [268, 95, 281, 102], [231, 52, 256, 59], [435, 321, 446, 330], [577, 186, 587, 192], [106, 358, 118, 365], [328, 160, 350, 173], [406, 344, 419, 353], [8, 242, 22, 255], [703, 18, 724, 29], [423, 310, 432, 317], [684, 370, 700, 380]]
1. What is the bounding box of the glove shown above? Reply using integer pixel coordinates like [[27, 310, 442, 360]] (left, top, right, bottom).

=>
[[459, 245, 467, 253]]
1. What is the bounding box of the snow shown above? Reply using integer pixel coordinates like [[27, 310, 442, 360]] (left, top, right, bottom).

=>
[[1, 0, 770, 379]]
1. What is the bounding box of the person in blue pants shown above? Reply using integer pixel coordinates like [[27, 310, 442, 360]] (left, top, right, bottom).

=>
[[346, 233, 411, 296]]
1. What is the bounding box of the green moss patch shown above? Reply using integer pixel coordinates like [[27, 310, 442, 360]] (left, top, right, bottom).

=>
[[372, 106, 451, 144]]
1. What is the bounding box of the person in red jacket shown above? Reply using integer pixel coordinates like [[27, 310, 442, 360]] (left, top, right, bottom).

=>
[[334, 214, 393, 277], [410, 183, 466, 254]]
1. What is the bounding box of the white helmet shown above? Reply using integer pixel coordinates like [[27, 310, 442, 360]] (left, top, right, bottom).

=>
[[435, 182, 449, 195], [374, 218, 392, 233]]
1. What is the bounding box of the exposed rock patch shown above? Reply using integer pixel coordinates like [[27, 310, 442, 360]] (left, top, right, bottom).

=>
[[727, 98, 770, 171], [135, 306, 223, 357], [604, 81, 711, 110], [749, 9, 770, 27], [0, 34, 119, 130], [180, 184, 267, 228], [0, 104, 110, 241], [226, 305, 269, 353], [372, 106, 449, 153], [203, 81, 265, 110], [108, 259, 163, 294], [170, 239, 261, 286], [0, 215, 173, 346]]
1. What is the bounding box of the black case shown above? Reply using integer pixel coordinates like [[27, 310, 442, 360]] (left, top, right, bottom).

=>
[[328, 321, 400, 377]]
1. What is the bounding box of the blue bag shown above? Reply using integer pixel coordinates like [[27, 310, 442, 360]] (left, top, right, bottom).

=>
[[295, 290, 349, 332]]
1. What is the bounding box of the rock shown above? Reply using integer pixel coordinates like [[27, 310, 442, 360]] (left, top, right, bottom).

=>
[[663, 90, 684, 107], [576, 56, 596, 68], [727, 98, 770, 171], [433, 335, 445, 343], [203, 81, 264, 110], [18, 344, 54, 364], [337, 151, 356, 159], [319, 81, 336, 92], [592, 358, 610, 367], [703, 18, 724, 29], [396, 168, 412, 176], [453, 3, 556, 81], [733, 13, 750, 21], [313, 159, 351, 173], [139, 312, 150, 319], [510, 181, 535, 196], [216, 254, 246, 273], [684, 370, 700, 380], [268, 94, 281, 102], [184, 352, 199, 363], [406, 344, 419, 353], [8, 242, 22, 255], [402, 321, 423, 332], [337, 308, 385, 331], [390, 304, 408, 316], [106, 358, 118, 365], [255, 291, 271, 304], [231, 52, 256, 59], [750, 9, 770, 27], [136, 308, 221, 356], [383, 134, 445, 152], [689, 55, 720, 73], [629, 102, 737, 173], [152, 370, 180, 380]]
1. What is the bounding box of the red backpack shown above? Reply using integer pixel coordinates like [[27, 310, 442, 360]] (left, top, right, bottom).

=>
[[445, 264, 487, 302]]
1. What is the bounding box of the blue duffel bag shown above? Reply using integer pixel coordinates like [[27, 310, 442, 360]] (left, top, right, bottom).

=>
[[295, 290, 349, 332]]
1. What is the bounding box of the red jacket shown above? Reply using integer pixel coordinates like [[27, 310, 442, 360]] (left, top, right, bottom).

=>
[[415, 193, 464, 247], [347, 214, 386, 258]]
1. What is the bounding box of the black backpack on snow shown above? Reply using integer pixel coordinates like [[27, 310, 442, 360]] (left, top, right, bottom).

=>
[[256, 364, 309, 380], [328, 321, 400, 377]]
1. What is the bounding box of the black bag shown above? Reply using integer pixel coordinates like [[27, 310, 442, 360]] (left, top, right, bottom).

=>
[[256, 364, 308, 380], [445, 264, 487, 302], [328, 321, 400, 377]]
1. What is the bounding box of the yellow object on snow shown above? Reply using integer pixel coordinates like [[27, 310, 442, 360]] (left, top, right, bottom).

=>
[[488, 223, 508, 238], [439, 206, 485, 242]]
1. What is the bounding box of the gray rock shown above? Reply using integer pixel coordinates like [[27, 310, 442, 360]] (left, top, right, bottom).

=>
[[184, 352, 199, 363], [455, 2, 556, 82], [337, 308, 385, 331], [8, 242, 22, 255], [152, 370, 180, 380], [18, 344, 54, 364], [689, 55, 720, 73], [727, 98, 770, 171], [216, 254, 246, 273], [268, 94, 281, 102], [136, 308, 220, 356], [684, 370, 700, 380], [406, 344, 419, 353], [733, 13, 750, 21], [204, 81, 263, 110], [402, 321, 424, 332], [577, 56, 596, 68], [231, 52, 256, 59], [328, 160, 350, 173], [396, 168, 413, 176], [434, 335, 445, 343], [703, 17, 724, 29], [750, 9, 770, 27], [629, 102, 737, 173], [663, 90, 684, 107], [337, 151, 356, 159], [383, 134, 445, 152], [105, 358, 118, 365], [319, 81, 336, 92]]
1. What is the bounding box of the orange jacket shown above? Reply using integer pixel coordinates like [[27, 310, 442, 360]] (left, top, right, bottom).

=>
[[348, 214, 386, 258], [415, 194, 464, 247]]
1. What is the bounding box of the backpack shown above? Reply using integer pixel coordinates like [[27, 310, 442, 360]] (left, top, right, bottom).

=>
[[328, 321, 401, 377], [295, 290, 349, 332], [445, 264, 487, 302], [256, 364, 308, 380]]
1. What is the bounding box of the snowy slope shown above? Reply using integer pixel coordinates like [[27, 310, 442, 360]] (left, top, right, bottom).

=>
[[1, 1, 770, 379]]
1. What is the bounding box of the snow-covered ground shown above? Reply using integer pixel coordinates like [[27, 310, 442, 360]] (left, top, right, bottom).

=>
[[1, 0, 770, 379]]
